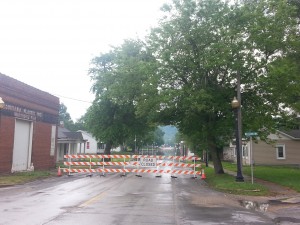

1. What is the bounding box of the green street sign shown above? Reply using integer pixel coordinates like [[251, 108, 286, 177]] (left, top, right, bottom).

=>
[[245, 132, 258, 137]]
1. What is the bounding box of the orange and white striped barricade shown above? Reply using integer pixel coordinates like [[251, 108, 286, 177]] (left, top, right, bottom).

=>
[[63, 168, 98, 174], [131, 168, 165, 175], [157, 156, 202, 179], [189, 156, 201, 179], [175, 156, 201, 179], [97, 155, 131, 177], [97, 168, 131, 174], [164, 169, 202, 176], [64, 154, 131, 177], [63, 161, 132, 176], [64, 154, 100, 176], [154, 155, 166, 178], [98, 161, 131, 177], [132, 155, 142, 177], [132, 155, 160, 177]]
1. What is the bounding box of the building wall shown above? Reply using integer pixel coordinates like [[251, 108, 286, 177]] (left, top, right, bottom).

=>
[[0, 116, 15, 172], [253, 140, 300, 165], [31, 122, 55, 169], [0, 73, 59, 173], [78, 131, 97, 154]]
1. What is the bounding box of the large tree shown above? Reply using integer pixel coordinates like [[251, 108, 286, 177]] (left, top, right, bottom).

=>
[[145, 0, 300, 173], [86, 39, 158, 154]]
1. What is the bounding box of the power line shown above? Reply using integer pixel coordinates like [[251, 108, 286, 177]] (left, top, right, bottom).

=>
[[53, 93, 93, 104]]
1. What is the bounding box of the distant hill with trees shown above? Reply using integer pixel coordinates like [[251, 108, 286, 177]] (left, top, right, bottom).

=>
[[160, 126, 178, 145]]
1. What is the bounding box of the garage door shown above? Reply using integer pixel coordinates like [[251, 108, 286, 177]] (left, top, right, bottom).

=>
[[12, 119, 33, 172]]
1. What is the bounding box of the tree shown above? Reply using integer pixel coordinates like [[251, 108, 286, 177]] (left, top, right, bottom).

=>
[[59, 103, 74, 130], [86, 39, 159, 154], [146, 0, 300, 173], [73, 116, 87, 131]]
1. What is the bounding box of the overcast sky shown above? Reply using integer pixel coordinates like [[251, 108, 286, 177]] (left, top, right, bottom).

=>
[[0, 0, 169, 120]]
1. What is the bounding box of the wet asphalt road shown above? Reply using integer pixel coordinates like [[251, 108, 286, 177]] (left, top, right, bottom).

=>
[[0, 172, 275, 225]]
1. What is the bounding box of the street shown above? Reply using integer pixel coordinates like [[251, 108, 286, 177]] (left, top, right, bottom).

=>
[[0, 172, 274, 225]]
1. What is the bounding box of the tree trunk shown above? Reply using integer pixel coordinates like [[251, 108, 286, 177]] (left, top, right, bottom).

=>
[[104, 141, 112, 161], [208, 135, 224, 174]]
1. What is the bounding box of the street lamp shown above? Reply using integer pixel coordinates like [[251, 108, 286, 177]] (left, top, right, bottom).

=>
[[231, 96, 244, 182]]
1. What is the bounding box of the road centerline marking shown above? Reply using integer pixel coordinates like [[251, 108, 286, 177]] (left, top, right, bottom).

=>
[[79, 192, 106, 208]]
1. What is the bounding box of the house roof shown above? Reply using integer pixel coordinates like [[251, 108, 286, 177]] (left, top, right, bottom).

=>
[[58, 126, 85, 142], [77, 130, 93, 138], [279, 129, 300, 140]]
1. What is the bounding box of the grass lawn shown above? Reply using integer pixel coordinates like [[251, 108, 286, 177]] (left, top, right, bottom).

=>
[[204, 167, 269, 196], [221, 161, 300, 192], [0, 170, 55, 186]]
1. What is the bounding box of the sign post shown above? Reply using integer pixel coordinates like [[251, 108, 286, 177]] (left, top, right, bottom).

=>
[[245, 132, 258, 184]]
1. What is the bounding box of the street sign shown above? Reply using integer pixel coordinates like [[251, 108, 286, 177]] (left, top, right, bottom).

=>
[[245, 132, 258, 137], [140, 157, 157, 167]]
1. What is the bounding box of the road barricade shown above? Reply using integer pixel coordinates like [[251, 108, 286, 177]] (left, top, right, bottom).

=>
[[62, 154, 203, 178], [131, 155, 202, 178], [63, 154, 131, 177]]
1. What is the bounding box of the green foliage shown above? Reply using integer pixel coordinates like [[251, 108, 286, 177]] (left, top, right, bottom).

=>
[[59, 103, 87, 131], [85, 0, 300, 165], [146, 0, 300, 172], [86, 39, 159, 150], [59, 103, 74, 130]]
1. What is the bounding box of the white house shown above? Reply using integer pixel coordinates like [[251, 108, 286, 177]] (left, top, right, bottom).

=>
[[223, 139, 250, 165], [77, 130, 105, 154]]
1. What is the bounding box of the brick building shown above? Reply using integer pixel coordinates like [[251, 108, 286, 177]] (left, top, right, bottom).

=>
[[0, 73, 59, 173]]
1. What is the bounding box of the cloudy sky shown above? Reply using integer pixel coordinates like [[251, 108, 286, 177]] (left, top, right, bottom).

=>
[[0, 0, 169, 120]]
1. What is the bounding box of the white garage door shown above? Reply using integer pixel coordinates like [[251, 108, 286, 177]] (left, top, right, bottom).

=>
[[12, 119, 33, 172]]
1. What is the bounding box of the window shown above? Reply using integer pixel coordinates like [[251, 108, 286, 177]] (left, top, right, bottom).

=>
[[86, 142, 90, 149], [233, 145, 248, 157], [276, 144, 285, 159], [242, 145, 248, 157]]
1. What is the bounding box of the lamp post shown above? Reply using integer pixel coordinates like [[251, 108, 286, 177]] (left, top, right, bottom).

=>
[[231, 96, 244, 182]]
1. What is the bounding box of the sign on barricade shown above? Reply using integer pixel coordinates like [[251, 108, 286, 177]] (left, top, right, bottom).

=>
[[140, 157, 157, 167]]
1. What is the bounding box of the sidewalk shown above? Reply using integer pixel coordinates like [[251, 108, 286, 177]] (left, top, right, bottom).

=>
[[223, 168, 300, 224]]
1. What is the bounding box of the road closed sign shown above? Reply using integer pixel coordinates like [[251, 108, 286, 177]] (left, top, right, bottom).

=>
[[140, 157, 157, 167]]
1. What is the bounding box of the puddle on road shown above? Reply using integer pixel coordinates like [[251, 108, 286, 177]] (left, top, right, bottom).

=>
[[273, 217, 300, 224], [240, 200, 269, 212], [240, 200, 300, 224]]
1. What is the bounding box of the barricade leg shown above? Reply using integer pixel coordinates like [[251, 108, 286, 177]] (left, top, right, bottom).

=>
[[155, 165, 162, 178], [87, 158, 93, 177], [171, 157, 177, 178], [100, 158, 105, 177], [120, 158, 127, 177], [67, 157, 73, 177], [136, 165, 142, 177], [191, 158, 197, 179]]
